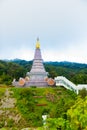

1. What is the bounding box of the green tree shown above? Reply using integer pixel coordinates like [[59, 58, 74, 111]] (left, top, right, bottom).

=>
[[67, 97, 87, 130]]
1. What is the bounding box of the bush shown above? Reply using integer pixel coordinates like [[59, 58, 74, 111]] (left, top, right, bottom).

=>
[[79, 88, 87, 98], [0, 121, 4, 128], [7, 119, 14, 127], [30, 86, 37, 88]]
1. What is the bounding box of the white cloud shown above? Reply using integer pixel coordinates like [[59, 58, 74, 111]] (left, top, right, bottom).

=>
[[0, 0, 87, 63]]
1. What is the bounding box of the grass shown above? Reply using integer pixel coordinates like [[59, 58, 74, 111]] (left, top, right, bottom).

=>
[[0, 88, 6, 98], [0, 86, 77, 129]]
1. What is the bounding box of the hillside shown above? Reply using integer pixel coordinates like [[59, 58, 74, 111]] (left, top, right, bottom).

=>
[[0, 87, 76, 130], [0, 59, 87, 85]]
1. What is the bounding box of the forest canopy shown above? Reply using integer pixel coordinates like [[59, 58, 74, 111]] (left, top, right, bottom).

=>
[[0, 59, 87, 85]]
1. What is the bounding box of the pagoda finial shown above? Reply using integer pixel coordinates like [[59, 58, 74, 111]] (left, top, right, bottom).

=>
[[36, 37, 40, 49]]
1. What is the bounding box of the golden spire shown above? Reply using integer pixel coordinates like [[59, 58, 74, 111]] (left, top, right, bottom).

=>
[[36, 37, 40, 49]]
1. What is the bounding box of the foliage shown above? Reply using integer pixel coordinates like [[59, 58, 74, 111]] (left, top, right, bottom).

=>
[[79, 88, 87, 98], [1, 87, 87, 129], [11, 87, 76, 128], [46, 117, 70, 130], [12, 88, 42, 126], [0, 88, 6, 98], [7, 119, 14, 127], [67, 96, 87, 129], [0, 60, 26, 85], [0, 59, 87, 129], [0, 128, 7, 130], [1, 60, 87, 85], [46, 96, 87, 130]]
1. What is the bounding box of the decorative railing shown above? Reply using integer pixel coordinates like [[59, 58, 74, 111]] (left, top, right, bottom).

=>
[[55, 76, 78, 94]]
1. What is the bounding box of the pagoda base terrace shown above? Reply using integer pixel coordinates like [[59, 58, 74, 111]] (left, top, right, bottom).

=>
[[12, 80, 48, 87]]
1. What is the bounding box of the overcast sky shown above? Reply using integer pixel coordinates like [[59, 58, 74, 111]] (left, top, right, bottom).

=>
[[0, 0, 87, 63]]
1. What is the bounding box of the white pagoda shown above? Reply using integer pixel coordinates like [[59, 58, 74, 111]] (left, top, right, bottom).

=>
[[26, 38, 48, 87]]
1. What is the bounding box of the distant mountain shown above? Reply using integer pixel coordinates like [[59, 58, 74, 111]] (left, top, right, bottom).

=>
[[3, 59, 33, 66], [45, 61, 87, 69], [3, 59, 87, 69]]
